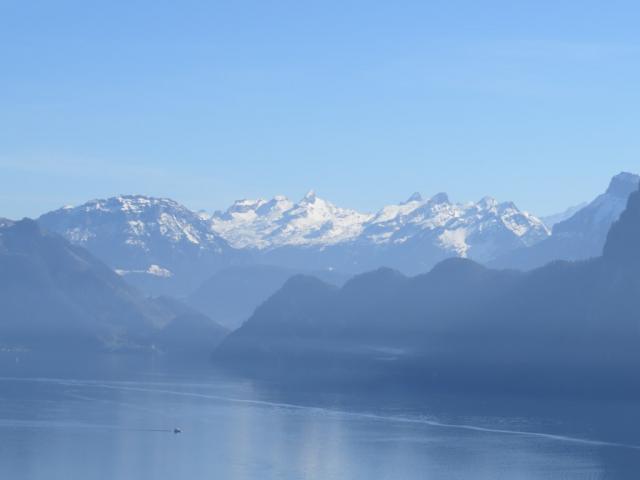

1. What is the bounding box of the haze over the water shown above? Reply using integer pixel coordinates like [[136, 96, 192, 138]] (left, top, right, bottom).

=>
[[1, 0, 639, 218]]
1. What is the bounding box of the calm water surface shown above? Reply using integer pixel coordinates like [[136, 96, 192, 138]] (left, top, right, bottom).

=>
[[0, 355, 638, 479]]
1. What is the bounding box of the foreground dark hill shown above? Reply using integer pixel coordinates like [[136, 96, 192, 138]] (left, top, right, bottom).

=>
[[215, 185, 640, 394], [0, 219, 227, 353]]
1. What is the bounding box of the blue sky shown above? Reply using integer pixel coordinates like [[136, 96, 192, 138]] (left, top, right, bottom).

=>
[[1, 0, 639, 218]]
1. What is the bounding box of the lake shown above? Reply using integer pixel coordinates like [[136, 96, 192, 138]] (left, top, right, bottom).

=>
[[0, 354, 638, 479]]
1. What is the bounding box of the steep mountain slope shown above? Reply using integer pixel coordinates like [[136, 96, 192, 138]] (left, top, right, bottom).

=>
[[186, 265, 350, 329], [215, 185, 640, 394], [0, 219, 227, 352], [492, 172, 640, 270], [39, 195, 242, 295]]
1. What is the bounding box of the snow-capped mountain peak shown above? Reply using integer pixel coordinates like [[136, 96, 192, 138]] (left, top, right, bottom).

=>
[[211, 191, 372, 249], [476, 196, 501, 212], [230, 198, 267, 212], [38, 195, 233, 279], [301, 189, 318, 203], [356, 192, 549, 257], [218, 198, 269, 222], [54, 195, 218, 247], [258, 195, 293, 214]]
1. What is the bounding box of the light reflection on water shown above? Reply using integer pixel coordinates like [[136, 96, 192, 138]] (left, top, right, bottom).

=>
[[0, 355, 638, 480]]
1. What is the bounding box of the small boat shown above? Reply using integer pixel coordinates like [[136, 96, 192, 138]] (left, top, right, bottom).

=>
[[173, 428, 182, 434]]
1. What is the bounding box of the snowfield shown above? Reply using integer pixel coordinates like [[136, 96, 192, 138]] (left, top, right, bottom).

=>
[[210, 190, 550, 260]]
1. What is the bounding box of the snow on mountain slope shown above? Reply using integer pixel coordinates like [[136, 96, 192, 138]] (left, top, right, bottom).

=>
[[39, 196, 238, 294], [41, 195, 228, 253], [210, 190, 549, 263], [360, 193, 548, 254], [211, 190, 373, 249]]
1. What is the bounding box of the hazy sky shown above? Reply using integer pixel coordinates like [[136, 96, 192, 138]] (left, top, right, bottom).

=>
[[1, 0, 639, 218]]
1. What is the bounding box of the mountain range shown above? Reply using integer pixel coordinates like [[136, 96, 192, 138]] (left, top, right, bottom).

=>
[[24, 172, 638, 331], [36, 187, 554, 297], [37, 174, 639, 288], [2, 171, 640, 386], [214, 183, 640, 395], [211, 189, 550, 274]]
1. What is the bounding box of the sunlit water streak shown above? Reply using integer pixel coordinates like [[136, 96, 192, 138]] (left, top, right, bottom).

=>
[[1, 376, 638, 452]]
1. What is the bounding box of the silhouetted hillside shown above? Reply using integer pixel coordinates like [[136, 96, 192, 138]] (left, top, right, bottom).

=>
[[0, 219, 227, 352]]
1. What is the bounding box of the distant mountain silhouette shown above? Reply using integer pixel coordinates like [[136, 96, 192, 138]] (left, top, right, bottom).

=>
[[541, 202, 587, 228], [186, 265, 350, 329], [0, 219, 227, 353], [491, 172, 640, 270], [215, 185, 640, 395]]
